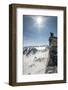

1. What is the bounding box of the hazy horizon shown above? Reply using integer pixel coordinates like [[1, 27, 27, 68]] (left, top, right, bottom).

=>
[[24, 44, 49, 48]]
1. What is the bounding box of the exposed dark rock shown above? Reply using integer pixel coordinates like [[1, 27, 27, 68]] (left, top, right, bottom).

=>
[[23, 47, 37, 56], [45, 66, 57, 73], [48, 32, 57, 66]]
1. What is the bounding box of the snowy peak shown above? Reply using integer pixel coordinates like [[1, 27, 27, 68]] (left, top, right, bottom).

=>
[[23, 46, 49, 56]]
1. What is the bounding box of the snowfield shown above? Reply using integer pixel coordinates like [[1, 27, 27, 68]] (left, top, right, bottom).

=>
[[23, 46, 50, 75]]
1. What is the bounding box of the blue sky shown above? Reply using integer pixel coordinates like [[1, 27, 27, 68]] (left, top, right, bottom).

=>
[[23, 15, 57, 47]]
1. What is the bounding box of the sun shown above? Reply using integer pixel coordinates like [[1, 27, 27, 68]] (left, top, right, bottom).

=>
[[32, 16, 44, 30], [36, 17, 43, 25]]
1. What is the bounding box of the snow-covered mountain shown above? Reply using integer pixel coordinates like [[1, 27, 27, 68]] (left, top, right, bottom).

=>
[[23, 47, 37, 56], [23, 46, 49, 56], [23, 46, 50, 75]]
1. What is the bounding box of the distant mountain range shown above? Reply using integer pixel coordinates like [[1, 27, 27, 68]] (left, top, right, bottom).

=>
[[23, 45, 49, 56]]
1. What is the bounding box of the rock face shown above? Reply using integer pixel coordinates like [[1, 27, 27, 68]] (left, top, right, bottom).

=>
[[48, 32, 57, 66], [45, 32, 57, 74]]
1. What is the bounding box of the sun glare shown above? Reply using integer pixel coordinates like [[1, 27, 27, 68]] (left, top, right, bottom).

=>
[[32, 16, 45, 30], [36, 17, 43, 25]]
